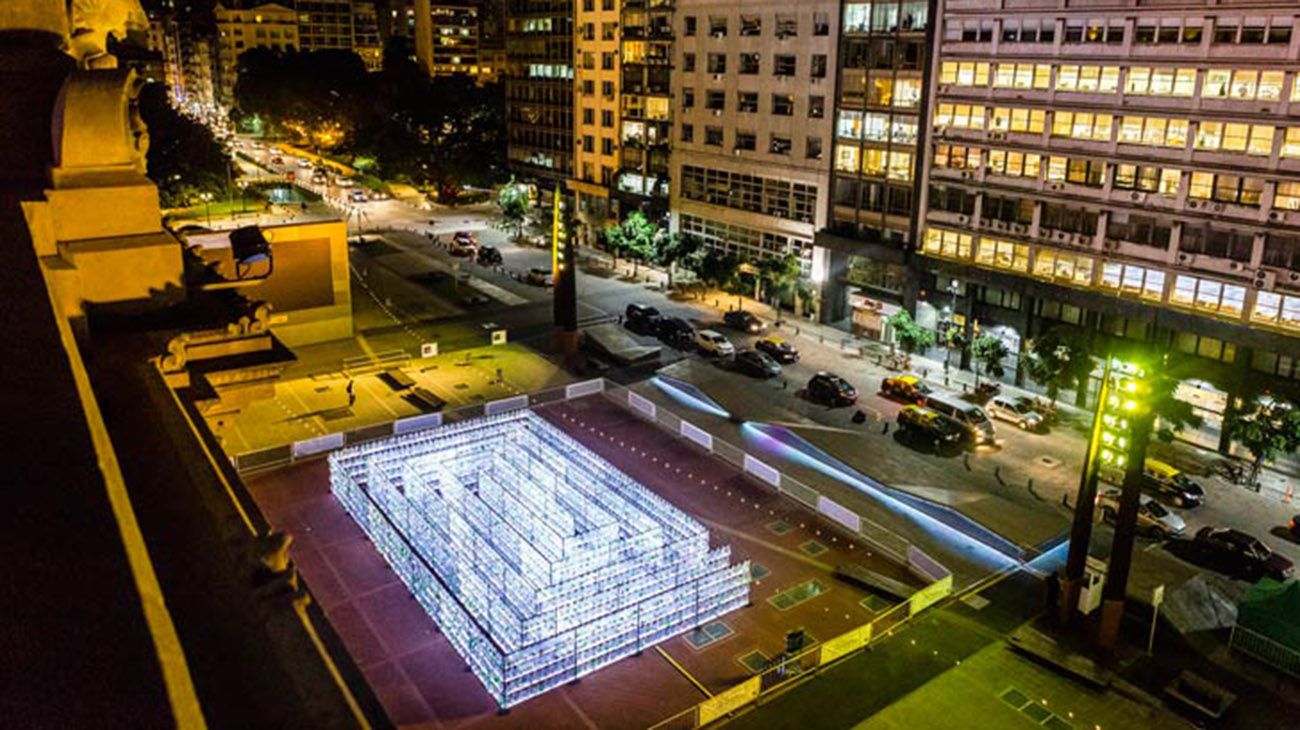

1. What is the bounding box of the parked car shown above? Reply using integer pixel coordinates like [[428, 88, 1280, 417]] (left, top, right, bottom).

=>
[[807, 372, 857, 407], [525, 267, 554, 287], [987, 396, 1044, 431], [896, 405, 966, 448], [755, 337, 799, 363], [270, 155, 284, 165], [476, 246, 502, 265], [925, 391, 997, 446], [625, 303, 661, 334], [694, 329, 735, 357], [1143, 459, 1205, 508], [880, 375, 933, 405], [452, 231, 477, 247], [656, 316, 694, 349], [297, 158, 313, 168], [335, 176, 356, 187], [1290, 515, 1300, 540], [1191, 527, 1293, 582], [723, 309, 766, 334], [1095, 489, 1186, 538], [733, 350, 781, 378], [349, 189, 367, 203]]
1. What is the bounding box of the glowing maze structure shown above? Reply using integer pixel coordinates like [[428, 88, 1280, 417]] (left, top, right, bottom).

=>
[[329, 410, 750, 708]]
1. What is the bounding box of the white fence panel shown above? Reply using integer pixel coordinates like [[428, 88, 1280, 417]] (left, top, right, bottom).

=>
[[680, 420, 714, 452], [292, 432, 345, 458], [743, 454, 781, 488], [394, 412, 443, 435], [565, 379, 605, 399], [485, 395, 530, 416], [816, 495, 862, 533], [628, 391, 656, 419]]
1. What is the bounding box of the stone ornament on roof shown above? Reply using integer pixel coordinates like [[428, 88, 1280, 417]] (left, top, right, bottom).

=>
[[68, 0, 148, 68]]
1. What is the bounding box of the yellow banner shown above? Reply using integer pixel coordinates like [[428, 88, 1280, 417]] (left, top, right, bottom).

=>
[[697, 676, 760, 726], [819, 623, 872, 665], [908, 575, 953, 616], [551, 185, 563, 277]]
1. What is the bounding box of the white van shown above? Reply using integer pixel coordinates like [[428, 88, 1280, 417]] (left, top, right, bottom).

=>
[[924, 391, 997, 445]]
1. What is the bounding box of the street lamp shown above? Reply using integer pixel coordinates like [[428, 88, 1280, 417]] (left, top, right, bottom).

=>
[[945, 279, 960, 371], [199, 191, 213, 227]]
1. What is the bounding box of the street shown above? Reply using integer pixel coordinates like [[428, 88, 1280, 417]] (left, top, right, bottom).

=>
[[226, 140, 1300, 603]]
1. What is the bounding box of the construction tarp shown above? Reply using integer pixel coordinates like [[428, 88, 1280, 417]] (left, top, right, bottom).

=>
[[1237, 579, 1300, 651]]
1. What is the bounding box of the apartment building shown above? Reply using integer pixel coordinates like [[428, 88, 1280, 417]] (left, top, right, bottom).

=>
[[431, 1, 483, 75], [214, 3, 299, 105], [816, 0, 931, 332], [921, 1, 1300, 434], [671, 0, 838, 288], [571, 0, 622, 221], [294, 0, 356, 51], [353, 1, 383, 70], [505, 0, 574, 183], [615, 0, 674, 213]]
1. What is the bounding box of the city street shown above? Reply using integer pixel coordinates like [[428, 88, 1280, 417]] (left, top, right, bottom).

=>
[[230, 140, 1300, 602]]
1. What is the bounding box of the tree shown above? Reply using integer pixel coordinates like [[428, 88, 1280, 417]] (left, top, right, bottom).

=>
[[684, 247, 741, 298], [971, 334, 1010, 387], [1024, 327, 1094, 406], [137, 82, 234, 208], [757, 253, 803, 323], [1148, 370, 1204, 443], [234, 48, 369, 149], [651, 230, 699, 289], [885, 310, 935, 355], [495, 179, 531, 240], [604, 211, 658, 275], [1228, 397, 1300, 486]]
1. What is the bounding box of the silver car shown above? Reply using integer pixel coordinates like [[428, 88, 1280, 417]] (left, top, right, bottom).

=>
[[986, 397, 1043, 431], [1096, 489, 1186, 537]]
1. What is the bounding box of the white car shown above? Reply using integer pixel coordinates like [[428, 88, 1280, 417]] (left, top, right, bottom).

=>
[[986, 397, 1043, 431], [694, 329, 735, 358], [1096, 489, 1186, 537]]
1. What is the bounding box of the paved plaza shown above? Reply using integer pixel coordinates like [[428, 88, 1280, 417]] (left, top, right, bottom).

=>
[[244, 397, 917, 728]]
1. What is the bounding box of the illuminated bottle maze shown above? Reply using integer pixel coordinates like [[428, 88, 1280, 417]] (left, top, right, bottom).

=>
[[329, 410, 750, 708]]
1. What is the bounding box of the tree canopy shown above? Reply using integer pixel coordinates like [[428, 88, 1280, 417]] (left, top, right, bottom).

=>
[[1024, 327, 1094, 405], [604, 211, 659, 274], [971, 334, 1010, 386], [232, 46, 507, 198], [138, 82, 233, 208], [1228, 396, 1300, 485], [886, 310, 935, 355]]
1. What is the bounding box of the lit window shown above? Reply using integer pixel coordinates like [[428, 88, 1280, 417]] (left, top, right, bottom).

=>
[[1252, 292, 1300, 330], [923, 228, 973, 259], [835, 144, 860, 172], [1051, 111, 1112, 141], [1259, 71, 1285, 100], [1033, 250, 1094, 285], [976, 238, 1030, 271], [1056, 65, 1119, 93], [940, 61, 989, 86], [1282, 128, 1300, 158], [1276, 182, 1300, 211]]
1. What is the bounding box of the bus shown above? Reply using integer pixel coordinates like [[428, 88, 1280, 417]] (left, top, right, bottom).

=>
[[923, 391, 997, 445]]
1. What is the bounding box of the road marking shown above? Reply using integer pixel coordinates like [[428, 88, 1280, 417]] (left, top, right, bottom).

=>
[[655, 646, 712, 698]]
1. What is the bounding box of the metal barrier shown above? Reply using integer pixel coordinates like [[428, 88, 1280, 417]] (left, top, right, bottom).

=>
[[1230, 624, 1300, 678]]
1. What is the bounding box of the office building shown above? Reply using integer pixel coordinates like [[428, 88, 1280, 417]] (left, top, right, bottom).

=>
[[353, 1, 383, 70], [505, 0, 574, 183], [293, 0, 356, 52], [571, 0, 622, 221], [919, 1, 1300, 433], [816, 0, 931, 331], [671, 0, 838, 293], [214, 2, 299, 105], [431, 1, 483, 75]]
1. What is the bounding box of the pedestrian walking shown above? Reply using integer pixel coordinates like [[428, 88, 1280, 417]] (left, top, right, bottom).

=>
[[346, 379, 356, 408]]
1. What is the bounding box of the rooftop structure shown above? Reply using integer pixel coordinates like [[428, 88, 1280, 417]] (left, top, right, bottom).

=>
[[329, 409, 751, 708]]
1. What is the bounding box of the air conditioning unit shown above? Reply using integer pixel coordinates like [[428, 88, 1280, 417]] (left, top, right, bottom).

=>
[[713, 73, 724, 81], [1177, 252, 1194, 265], [1055, 231, 1068, 241], [989, 131, 1006, 140], [1255, 269, 1276, 290], [712, 109, 723, 116], [995, 220, 1006, 230], [1051, 182, 1064, 191], [1074, 234, 1091, 246], [1187, 200, 1200, 209], [1130, 192, 1147, 203], [957, 214, 969, 224], [1213, 203, 1225, 213], [1012, 223, 1028, 234], [1269, 210, 1283, 221], [960, 170, 973, 179], [1289, 271, 1300, 283]]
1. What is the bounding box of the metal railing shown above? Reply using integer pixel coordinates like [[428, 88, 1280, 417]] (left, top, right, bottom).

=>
[[1230, 624, 1300, 678]]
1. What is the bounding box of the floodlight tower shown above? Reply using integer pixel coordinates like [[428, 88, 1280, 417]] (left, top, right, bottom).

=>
[[1097, 358, 1156, 649]]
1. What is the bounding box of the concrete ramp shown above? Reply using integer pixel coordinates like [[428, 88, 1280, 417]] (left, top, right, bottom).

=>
[[581, 323, 661, 366]]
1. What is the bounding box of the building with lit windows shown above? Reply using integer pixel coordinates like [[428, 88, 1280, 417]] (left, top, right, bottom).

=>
[[813, 0, 931, 333], [571, 0, 623, 223], [214, 3, 300, 105], [430, 1, 483, 75], [918, 1, 1300, 441], [353, 1, 383, 70], [670, 0, 839, 293], [505, 0, 574, 183], [293, 0, 356, 52], [614, 0, 674, 215]]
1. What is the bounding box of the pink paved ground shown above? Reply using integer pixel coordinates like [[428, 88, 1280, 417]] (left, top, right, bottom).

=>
[[244, 397, 915, 729]]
